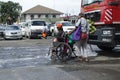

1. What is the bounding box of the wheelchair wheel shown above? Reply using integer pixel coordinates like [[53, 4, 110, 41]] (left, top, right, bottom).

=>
[[48, 47, 57, 61], [55, 42, 72, 61], [48, 47, 51, 56]]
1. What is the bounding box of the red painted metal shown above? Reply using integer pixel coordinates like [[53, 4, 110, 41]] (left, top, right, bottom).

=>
[[81, 0, 120, 25]]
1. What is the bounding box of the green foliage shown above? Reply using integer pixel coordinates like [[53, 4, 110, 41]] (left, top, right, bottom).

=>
[[0, 1, 22, 24]]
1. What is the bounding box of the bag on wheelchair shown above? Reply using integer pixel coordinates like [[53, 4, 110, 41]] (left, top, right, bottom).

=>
[[68, 35, 75, 44]]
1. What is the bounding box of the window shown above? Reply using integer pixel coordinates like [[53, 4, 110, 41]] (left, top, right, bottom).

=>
[[31, 15, 34, 19], [56, 22, 73, 26], [82, 0, 104, 6], [53, 15, 56, 18], [32, 21, 46, 26], [62, 22, 73, 26], [85, 11, 101, 22], [45, 14, 48, 18], [6, 26, 20, 30], [38, 14, 41, 18]]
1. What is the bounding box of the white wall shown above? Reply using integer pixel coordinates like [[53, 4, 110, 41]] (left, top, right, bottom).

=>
[[26, 15, 31, 21], [41, 15, 46, 18], [56, 15, 60, 18], [34, 15, 38, 19]]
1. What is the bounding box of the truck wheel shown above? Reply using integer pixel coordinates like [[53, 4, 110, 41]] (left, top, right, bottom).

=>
[[97, 45, 115, 51]]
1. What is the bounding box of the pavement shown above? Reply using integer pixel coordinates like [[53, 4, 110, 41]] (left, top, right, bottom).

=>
[[0, 62, 120, 80], [0, 38, 120, 80], [0, 66, 80, 80]]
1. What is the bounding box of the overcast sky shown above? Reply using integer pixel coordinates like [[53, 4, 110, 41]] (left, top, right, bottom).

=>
[[2, 0, 81, 15]]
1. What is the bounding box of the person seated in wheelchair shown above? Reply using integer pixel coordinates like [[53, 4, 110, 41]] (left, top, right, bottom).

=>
[[51, 23, 65, 52], [53, 23, 74, 51], [53, 23, 65, 42]]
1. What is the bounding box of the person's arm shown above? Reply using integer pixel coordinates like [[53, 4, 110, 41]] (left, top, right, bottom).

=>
[[68, 27, 77, 35]]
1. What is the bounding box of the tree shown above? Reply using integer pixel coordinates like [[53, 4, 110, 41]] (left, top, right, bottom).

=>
[[0, 1, 22, 24]]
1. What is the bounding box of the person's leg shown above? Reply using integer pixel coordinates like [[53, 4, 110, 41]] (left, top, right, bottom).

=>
[[75, 40, 83, 61], [51, 38, 58, 52], [75, 40, 81, 56], [82, 39, 89, 62]]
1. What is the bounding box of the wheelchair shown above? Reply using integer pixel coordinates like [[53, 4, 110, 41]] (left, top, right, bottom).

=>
[[48, 34, 77, 62]]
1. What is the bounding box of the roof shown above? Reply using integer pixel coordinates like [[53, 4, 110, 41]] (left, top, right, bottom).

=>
[[23, 5, 63, 14]]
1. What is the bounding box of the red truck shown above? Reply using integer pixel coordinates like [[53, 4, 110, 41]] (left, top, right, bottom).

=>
[[81, 0, 120, 50]]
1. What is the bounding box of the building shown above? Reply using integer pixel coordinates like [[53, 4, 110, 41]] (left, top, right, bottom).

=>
[[21, 5, 63, 22]]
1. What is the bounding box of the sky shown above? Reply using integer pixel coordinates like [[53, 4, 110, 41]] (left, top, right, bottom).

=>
[[2, 0, 81, 15]]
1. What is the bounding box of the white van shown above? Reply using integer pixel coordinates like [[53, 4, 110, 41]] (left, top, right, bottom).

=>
[[24, 20, 47, 39], [19, 22, 26, 37]]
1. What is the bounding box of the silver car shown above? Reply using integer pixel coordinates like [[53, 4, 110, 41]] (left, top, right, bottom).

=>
[[3, 25, 23, 40]]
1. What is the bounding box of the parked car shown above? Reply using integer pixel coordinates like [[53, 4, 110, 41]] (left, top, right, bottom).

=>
[[24, 20, 48, 39], [52, 21, 75, 36], [3, 25, 23, 40]]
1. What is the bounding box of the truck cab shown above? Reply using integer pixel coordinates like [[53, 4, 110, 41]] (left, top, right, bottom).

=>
[[81, 0, 120, 50]]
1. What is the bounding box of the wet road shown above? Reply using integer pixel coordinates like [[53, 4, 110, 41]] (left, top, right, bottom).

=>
[[0, 38, 51, 69], [0, 37, 99, 69], [0, 37, 120, 80]]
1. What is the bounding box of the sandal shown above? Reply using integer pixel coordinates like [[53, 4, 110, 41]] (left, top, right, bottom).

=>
[[84, 58, 89, 62], [77, 56, 83, 62]]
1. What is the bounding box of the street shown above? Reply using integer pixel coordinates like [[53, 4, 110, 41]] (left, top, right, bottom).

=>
[[0, 37, 120, 80]]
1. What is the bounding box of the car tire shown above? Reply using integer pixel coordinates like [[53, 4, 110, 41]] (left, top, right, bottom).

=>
[[20, 37, 23, 40], [3, 35, 7, 40]]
